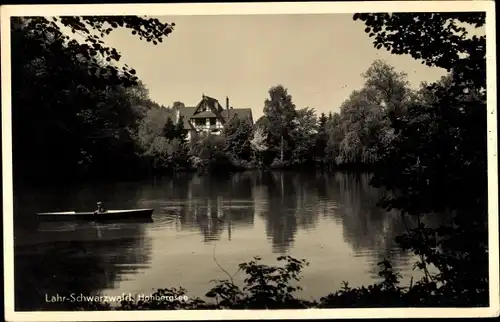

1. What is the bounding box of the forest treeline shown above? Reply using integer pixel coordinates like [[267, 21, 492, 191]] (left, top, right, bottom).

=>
[[12, 17, 481, 182], [11, 12, 489, 308]]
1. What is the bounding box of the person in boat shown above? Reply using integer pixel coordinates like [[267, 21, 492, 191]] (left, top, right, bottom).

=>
[[94, 201, 107, 215]]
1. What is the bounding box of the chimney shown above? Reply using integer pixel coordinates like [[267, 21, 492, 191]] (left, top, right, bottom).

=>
[[226, 96, 229, 110], [176, 108, 180, 124]]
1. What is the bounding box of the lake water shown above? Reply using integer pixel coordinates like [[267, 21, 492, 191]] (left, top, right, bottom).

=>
[[13, 171, 436, 310]]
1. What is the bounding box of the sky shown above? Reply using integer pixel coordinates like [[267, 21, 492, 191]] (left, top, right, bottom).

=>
[[100, 14, 447, 120]]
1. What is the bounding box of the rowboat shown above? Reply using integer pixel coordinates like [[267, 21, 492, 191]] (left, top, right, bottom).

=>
[[37, 208, 154, 221]]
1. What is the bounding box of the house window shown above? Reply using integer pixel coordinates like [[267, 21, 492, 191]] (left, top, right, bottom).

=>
[[194, 118, 205, 126], [210, 118, 216, 126]]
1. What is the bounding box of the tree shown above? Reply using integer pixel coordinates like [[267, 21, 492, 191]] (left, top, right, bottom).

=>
[[190, 135, 231, 173], [362, 59, 413, 116], [250, 127, 269, 167], [263, 85, 298, 162], [325, 113, 343, 169], [290, 107, 318, 167], [222, 115, 253, 162], [353, 13, 485, 90], [163, 117, 176, 140], [318, 113, 328, 130], [137, 107, 172, 150], [172, 101, 185, 109], [314, 113, 329, 168], [323, 60, 412, 168], [11, 15, 175, 182], [337, 88, 386, 165], [175, 116, 187, 144], [166, 138, 189, 171], [327, 112, 334, 121], [168, 101, 187, 142], [355, 13, 487, 213], [144, 136, 171, 171], [19, 16, 174, 84], [126, 80, 150, 107], [355, 12, 488, 305]]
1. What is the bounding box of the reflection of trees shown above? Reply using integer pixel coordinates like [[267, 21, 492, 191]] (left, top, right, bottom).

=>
[[246, 170, 444, 276], [150, 173, 256, 242], [292, 173, 322, 230], [319, 172, 442, 278], [13, 184, 152, 311], [256, 172, 321, 254], [179, 196, 225, 242], [15, 223, 152, 311]]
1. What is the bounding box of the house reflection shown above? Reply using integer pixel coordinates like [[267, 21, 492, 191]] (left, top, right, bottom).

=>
[[174, 173, 256, 242]]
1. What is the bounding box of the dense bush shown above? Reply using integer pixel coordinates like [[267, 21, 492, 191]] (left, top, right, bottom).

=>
[[68, 252, 486, 310]]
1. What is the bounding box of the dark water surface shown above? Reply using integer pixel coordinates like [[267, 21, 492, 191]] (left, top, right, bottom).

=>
[[14, 172, 439, 310]]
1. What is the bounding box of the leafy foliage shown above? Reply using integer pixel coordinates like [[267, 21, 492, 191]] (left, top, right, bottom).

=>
[[262, 85, 299, 163], [290, 107, 318, 168], [163, 117, 177, 140], [222, 115, 254, 164], [188, 135, 234, 173], [69, 252, 487, 310], [321, 60, 413, 169], [352, 13, 486, 89], [250, 127, 269, 168], [12, 16, 174, 182], [355, 12, 488, 306]]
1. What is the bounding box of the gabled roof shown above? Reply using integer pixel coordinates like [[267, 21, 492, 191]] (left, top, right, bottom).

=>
[[175, 95, 254, 131], [221, 108, 253, 123], [190, 110, 217, 118], [201, 95, 222, 111], [178, 106, 197, 130], [197, 95, 225, 122]]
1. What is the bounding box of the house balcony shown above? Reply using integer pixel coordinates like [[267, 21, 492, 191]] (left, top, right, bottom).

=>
[[194, 124, 224, 133]]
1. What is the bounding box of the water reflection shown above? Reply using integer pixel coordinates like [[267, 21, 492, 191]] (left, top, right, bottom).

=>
[[12, 171, 438, 309], [253, 172, 320, 253], [136, 173, 256, 242], [321, 173, 412, 277], [252, 172, 436, 276]]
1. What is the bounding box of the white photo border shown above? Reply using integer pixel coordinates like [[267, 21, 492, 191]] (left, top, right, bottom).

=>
[[2, 1, 498, 320]]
